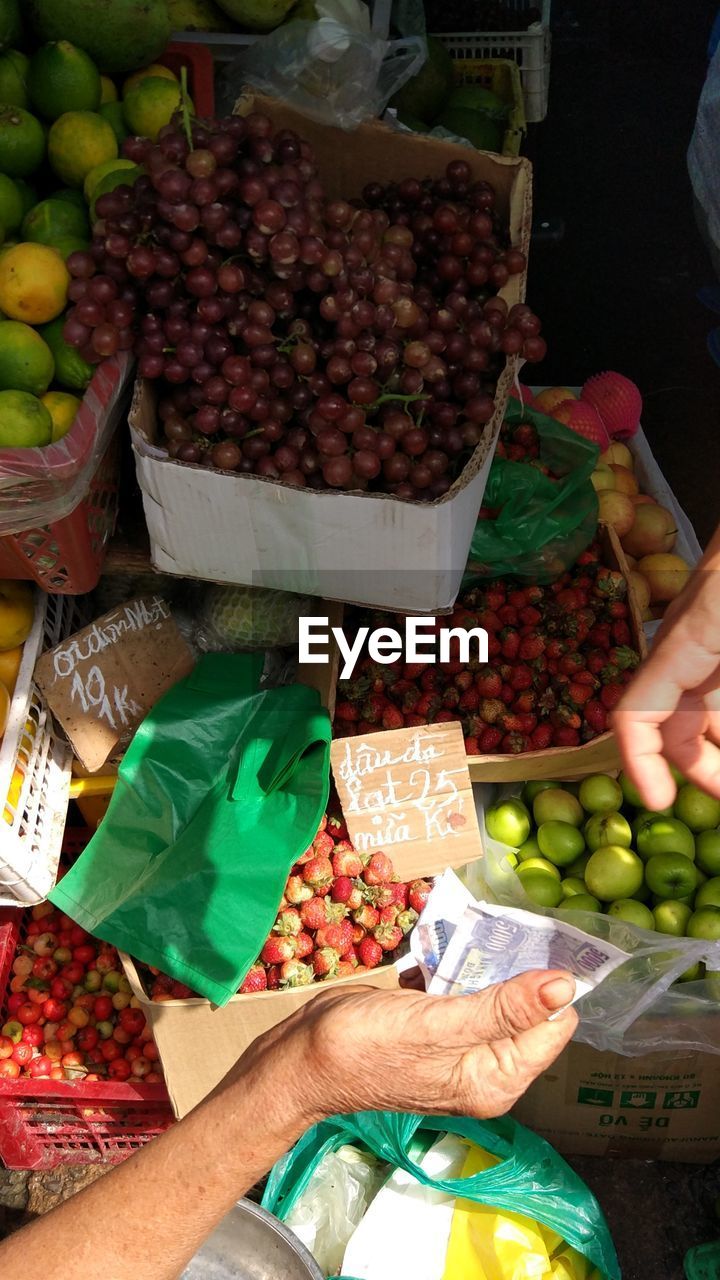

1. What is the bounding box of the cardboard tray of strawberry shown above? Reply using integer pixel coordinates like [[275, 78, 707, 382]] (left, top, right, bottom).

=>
[[0, 902, 173, 1171], [120, 807, 435, 1120], [329, 523, 647, 781]]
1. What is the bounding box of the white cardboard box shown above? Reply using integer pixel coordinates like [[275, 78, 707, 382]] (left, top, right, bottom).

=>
[[129, 95, 533, 615]]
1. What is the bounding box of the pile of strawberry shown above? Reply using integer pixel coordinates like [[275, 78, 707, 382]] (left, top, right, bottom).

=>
[[495, 418, 543, 464], [334, 539, 640, 754], [0, 903, 164, 1083], [144, 814, 432, 999]]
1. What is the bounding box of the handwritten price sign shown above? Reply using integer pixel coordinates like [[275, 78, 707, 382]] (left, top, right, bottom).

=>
[[330, 721, 482, 880]]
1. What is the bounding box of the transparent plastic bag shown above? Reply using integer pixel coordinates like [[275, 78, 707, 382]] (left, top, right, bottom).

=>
[[285, 1144, 386, 1276], [475, 782, 720, 1056], [221, 3, 425, 129], [0, 353, 132, 537]]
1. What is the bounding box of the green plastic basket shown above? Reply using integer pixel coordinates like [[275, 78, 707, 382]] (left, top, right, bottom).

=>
[[685, 1241, 720, 1279]]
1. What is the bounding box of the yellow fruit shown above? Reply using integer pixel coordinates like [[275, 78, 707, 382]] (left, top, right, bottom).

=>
[[600, 441, 634, 469], [123, 76, 187, 142], [0, 242, 70, 323], [628, 570, 651, 612], [598, 489, 635, 538], [0, 681, 8, 738], [41, 390, 81, 441], [48, 110, 118, 187], [0, 645, 22, 695], [4, 764, 25, 822], [590, 463, 615, 493], [0, 390, 53, 446], [83, 156, 137, 203], [637, 553, 692, 603], [0, 580, 34, 651], [100, 75, 118, 104], [609, 463, 639, 496], [622, 504, 677, 558], [533, 386, 577, 415], [122, 63, 177, 97]]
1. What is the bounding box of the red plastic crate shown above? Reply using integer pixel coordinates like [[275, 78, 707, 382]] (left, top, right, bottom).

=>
[[0, 908, 174, 1170], [0, 356, 132, 594], [161, 41, 215, 117]]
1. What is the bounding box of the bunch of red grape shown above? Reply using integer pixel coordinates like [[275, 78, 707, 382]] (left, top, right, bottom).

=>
[[63, 111, 545, 499]]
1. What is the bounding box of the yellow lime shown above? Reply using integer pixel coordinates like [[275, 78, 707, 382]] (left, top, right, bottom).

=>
[[22, 196, 89, 244], [48, 111, 118, 188], [0, 48, 29, 108], [28, 41, 102, 121], [0, 174, 22, 233], [0, 104, 45, 178], [0, 242, 70, 323], [100, 75, 118, 104], [0, 320, 55, 395], [122, 62, 177, 97], [41, 390, 81, 441], [83, 157, 137, 204], [123, 76, 187, 142], [0, 390, 53, 447], [0, 646, 22, 697]]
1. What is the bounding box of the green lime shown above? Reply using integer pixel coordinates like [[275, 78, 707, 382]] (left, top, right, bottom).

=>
[[28, 41, 102, 120], [48, 110, 117, 187], [0, 0, 22, 50], [123, 76, 186, 142], [90, 163, 142, 218], [22, 196, 89, 245], [83, 157, 136, 203], [13, 179, 36, 218], [99, 100, 128, 147], [51, 188, 87, 212], [49, 236, 90, 260], [0, 173, 22, 233], [38, 314, 93, 392], [0, 104, 46, 178], [0, 389, 53, 447], [0, 320, 54, 394], [0, 48, 29, 107]]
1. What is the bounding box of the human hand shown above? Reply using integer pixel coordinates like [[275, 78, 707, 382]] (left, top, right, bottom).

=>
[[613, 546, 720, 809], [233, 972, 577, 1127]]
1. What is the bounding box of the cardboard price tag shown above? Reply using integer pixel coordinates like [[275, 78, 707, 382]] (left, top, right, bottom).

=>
[[35, 596, 195, 772], [330, 721, 482, 880]]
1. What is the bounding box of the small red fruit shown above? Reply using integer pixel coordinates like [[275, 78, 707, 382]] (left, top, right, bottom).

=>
[[363, 852, 394, 885], [357, 937, 383, 968], [239, 964, 268, 995]]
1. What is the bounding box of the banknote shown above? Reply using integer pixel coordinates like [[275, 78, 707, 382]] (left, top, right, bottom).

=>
[[410, 868, 475, 985], [428, 898, 630, 1002]]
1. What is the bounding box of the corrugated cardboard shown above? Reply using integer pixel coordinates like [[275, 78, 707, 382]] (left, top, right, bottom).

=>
[[120, 953, 399, 1119], [129, 94, 533, 615], [512, 1040, 720, 1163], [331, 721, 481, 880]]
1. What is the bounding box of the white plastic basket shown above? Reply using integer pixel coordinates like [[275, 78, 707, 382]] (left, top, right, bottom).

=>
[[431, 0, 552, 124], [0, 593, 83, 907]]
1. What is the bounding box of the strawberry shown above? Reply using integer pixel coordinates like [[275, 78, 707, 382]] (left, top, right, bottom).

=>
[[509, 665, 533, 691], [351, 922, 367, 945], [332, 847, 363, 878], [608, 645, 640, 671], [327, 812, 348, 841], [476, 609, 502, 633], [239, 964, 267, 995], [408, 879, 432, 914], [487, 633, 502, 658], [261, 936, 296, 965], [312, 830, 334, 859], [316, 920, 354, 955], [459, 688, 479, 713], [498, 711, 523, 733], [284, 875, 314, 906], [464, 735, 480, 754], [500, 682, 514, 704], [279, 960, 314, 988], [361, 692, 388, 724], [454, 670, 474, 692], [363, 852, 394, 885], [295, 932, 314, 959], [551, 706, 582, 730], [302, 855, 334, 893], [566, 681, 595, 707], [365, 883, 396, 908], [530, 724, 553, 750], [583, 700, 607, 734], [555, 727, 580, 746], [519, 605, 542, 627], [442, 686, 460, 709], [608, 600, 628, 619], [265, 966, 281, 990], [611, 620, 632, 646], [513, 690, 536, 713], [335, 700, 360, 723], [379, 904, 400, 926], [497, 604, 519, 627], [501, 732, 530, 753], [479, 726, 503, 752], [397, 908, 419, 934], [331, 876, 355, 904], [353, 903, 380, 930], [273, 908, 302, 937], [312, 947, 340, 978], [403, 661, 430, 679], [587, 651, 607, 675], [587, 624, 612, 649], [501, 630, 520, 660], [357, 937, 383, 969], [476, 671, 502, 698], [433, 709, 457, 723], [485, 587, 506, 611], [405, 712, 425, 727], [373, 923, 404, 952], [519, 635, 545, 660], [600, 682, 624, 710], [545, 638, 566, 660], [415, 692, 440, 720], [517, 712, 537, 733], [300, 897, 329, 931], [390, 881, 409, 908], [559, 652, 585, 676]]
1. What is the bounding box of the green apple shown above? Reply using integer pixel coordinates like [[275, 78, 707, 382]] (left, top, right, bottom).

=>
[[521, 779, 557, 807], [674, 784, 720, 833], [561, 876, 587, 898], [607, 898, 655, 929], [537, 820, 585, 867], [631, 880, 651, 903], [636, 817, 695, 862], [694, 876, 720, 909], [652, 900, 693, 936], [517, 857, 561, 881], [533, 788, 584, 828], [677, 962, 703, 982], [567, 852, 590, 878], [584, 810, 632, 852], [517, 867, 564, 908], [578, 773, 623, 814], [696, 830, 720, 876], [485, 799, 531, 847], [687, 906, 720, 941], [517, 835, 542, 862], [632, 808, 673, 840], [652, 891, 694, 907], [644, 852, 698, 900], [619, 771, 643, 808], [585, 845, 644, 901], [556, 893, 601, 913], [505, 851, 519, 869]]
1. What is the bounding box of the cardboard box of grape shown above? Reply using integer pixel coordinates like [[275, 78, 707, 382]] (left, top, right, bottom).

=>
[[484, 774, 720, 978]]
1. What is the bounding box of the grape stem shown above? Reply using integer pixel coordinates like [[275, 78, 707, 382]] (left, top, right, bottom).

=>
[[368, 392, 430, 409], [180, 67, 194, 152]]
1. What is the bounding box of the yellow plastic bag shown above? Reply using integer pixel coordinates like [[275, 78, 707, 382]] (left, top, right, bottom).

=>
[[443, 1143, 552, 1280]]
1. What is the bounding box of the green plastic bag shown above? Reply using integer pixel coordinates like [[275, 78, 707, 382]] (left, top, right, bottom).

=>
[[263, 1111, 620, 1280], [50, 654, 331, 1006], [464, 400, 600, 583]]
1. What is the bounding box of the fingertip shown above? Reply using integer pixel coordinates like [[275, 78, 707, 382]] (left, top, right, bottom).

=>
[[539, 974, 576, 1011]]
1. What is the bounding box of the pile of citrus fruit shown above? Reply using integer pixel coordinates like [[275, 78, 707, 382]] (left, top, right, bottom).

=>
[[0, 32, 187, 450]]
